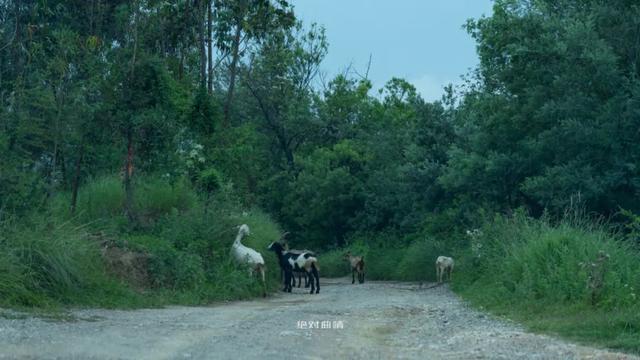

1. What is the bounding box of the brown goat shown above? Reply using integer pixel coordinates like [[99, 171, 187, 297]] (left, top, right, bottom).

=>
[[344, 251, 365, 284]]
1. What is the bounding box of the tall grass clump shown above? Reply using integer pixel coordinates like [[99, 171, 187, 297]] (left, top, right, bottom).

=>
[[456, 211, 640, 308], [0, 216, 134, 307], [454, 210, 640, 353], [60, 175, 197, 224], [75, 176, 124, 220], [135, 178, 196, 217]]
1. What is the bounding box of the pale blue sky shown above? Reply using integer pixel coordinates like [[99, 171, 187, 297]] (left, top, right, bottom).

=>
[[291, 0, 494, 101]]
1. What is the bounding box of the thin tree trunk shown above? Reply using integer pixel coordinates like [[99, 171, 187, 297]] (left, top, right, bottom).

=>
[[59, 148, 67, 188], [179, 0, 191, 80], [199, 0, 206, 88], [207, 0, 213, 93], [124, 0, 139, 224], [70, 147, 84, 214], [49, 100, 62, 198], [223, 21, 242, 127]]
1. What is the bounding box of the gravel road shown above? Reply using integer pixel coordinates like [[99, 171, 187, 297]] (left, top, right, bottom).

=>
[[0, 278, 636, 360]]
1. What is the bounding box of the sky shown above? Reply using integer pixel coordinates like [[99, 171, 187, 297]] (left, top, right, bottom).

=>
[[290, 0, 494, 101]]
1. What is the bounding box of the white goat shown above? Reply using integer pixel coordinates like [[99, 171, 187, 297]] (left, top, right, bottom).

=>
[[436, 256, 454, 284], [231, 224, 266, 297]]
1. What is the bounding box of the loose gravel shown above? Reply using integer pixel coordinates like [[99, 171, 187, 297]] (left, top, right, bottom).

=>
[[0, 278, 636, 359]]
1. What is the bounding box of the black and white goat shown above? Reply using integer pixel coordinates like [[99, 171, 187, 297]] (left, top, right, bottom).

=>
[[281, 233, 315, 288], [267, 241, 320, 294]]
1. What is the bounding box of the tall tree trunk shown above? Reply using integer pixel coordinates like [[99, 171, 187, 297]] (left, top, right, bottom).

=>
[[207, 0, 213, 93], [199, 0, 206, 88], [124, 0, 139, 224], [223, 21, 242, 127], [49, 82, 65, 198], [59, 148, 67, 188], [70, 147, 84, 214]]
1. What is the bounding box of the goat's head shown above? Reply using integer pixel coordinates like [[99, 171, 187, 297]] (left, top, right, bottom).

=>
[[267, 241, 285, 253], [238, 224, 251, 237], [280, 232, 291, 251], [343, 251, 352, 260]]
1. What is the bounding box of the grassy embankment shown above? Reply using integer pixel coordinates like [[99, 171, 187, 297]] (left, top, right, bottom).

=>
[[0, 175, 283, 310]]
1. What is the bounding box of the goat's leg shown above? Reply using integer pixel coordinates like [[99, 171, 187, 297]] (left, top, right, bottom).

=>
[[282, 270, 288, 292], [259, 266, 266, 297], [297, 272, 302, 288], [352, 269, 356, 284], [283, 270, 292, 292], [312, 264, 320, 294], [304, 272, 310, 288], [307, 270, 315, 294], [436, 265, 441, 284]]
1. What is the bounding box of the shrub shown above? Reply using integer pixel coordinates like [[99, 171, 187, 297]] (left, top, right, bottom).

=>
[[126, 235, 205, 290]]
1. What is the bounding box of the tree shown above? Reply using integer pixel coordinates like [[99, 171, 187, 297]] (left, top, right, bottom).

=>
[[214, 0, 295, 127], [242, 23, 327, 170]]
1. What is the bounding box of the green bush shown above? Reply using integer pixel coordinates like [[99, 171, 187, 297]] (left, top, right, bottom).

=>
[[197, 168, 224, 194], [126, 235, 205, 290]]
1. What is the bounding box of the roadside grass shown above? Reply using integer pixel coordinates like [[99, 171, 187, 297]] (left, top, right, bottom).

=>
[[456, 299, 640, 354], [319, 210, 640, 354], [0, 215, 141, 309], [453, 211, 640, 354], [0, 175, 284, 310]]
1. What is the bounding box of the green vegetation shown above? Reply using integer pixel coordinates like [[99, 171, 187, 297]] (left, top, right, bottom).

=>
[[2, 0, 640, 353], [453, 212, 640, 353], [0, 175, 283, 308]]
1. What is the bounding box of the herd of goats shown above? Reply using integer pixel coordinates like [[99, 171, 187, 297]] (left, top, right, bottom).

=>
[[230, 224, 455, 297]]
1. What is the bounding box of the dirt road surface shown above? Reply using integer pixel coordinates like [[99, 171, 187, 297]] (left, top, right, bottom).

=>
[[0, 278, 636, 359]]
